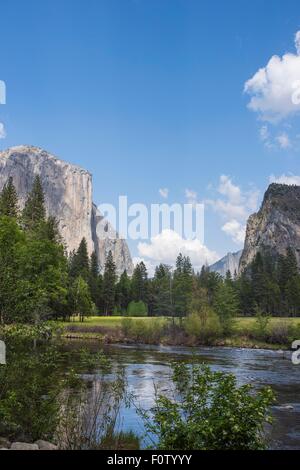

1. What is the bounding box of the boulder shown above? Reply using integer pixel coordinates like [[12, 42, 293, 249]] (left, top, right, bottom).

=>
[[35, 440, 58, 450], [11, 442, 39, 450]]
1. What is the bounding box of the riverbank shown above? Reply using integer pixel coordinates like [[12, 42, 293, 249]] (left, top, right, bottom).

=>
[[58, 316, 300, 350]]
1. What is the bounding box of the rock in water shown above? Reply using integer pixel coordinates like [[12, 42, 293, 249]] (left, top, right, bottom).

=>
[[240, 183, 300, 273], [0, 145, 133, 275], [209, 250, 242, 277]]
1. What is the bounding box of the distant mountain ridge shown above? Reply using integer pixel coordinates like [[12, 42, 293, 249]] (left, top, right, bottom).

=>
[[209, 250, 242, 277]]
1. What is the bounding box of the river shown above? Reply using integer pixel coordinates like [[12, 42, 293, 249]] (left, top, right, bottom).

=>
[[68, 341, 300, 450]]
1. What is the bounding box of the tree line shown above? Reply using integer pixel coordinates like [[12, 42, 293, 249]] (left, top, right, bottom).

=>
[[0, 176, 299, 324]]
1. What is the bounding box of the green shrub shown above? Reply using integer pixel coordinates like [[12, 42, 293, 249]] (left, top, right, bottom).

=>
[[184, 307, 221, 343], [126, 301, 148, 317], [139, 362, 275, 450], [121, 318, 165, 343]]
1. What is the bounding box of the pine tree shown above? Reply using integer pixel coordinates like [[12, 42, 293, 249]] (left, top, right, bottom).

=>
[[22, 175, 46, 230], [173, 254, 193, 319], [89, 251, 101, 308], [0, 177, 19, 218], [152, 264, 173, 316], [103, 250, 117, 315], [214, 280, 239, 335], [69, 238, 90, 281], [131, 262, 148, 303], [116, 270, 131, 313]]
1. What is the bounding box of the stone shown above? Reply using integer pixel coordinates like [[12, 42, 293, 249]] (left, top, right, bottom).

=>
[[0, 437, 11, 448], [10, 442, 39, 450], [240, 183, 300, 273], [0, 146, 133, 276], [35, 440, 58, 450]]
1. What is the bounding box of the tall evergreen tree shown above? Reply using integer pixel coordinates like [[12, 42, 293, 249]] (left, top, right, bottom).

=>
[[22, 175, 46, 230], [116, 270, 131, 313], [103, 250, 117, 315], [69, 238, 90, 281], [173, 254, 193, 319], [152, 264, 173, 316], [0, 177, 19, 218], [131, 262, 148, 303], [89, 251, 102, 309]]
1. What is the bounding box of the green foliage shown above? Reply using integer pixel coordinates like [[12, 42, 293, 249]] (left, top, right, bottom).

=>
[[214, 281, 239, 335], [173, 254, 193, 318], [254, 305, 271, 339], [103, 250, 117, 315], [121, 317, 165, 343], [131, 262, 148, 303], [69, 276, 95, 322], [69, 238, 90, 282], [151, 264, 173, 316], [0, 345, 68, 441], [0, 177, 19, 218], [22, 175, 46, 231], [116, 270, 131, 313], [140, 362, 275, 450], [127, 300, 148, 317]]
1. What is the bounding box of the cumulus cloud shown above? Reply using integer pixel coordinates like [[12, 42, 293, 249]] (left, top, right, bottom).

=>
[[207, 175, 260, 245], [222, 220, 246, 245], [137, 229, 219, 273], [269, 173, 300, 186], [245, 31, 300, 123], [0, 122, 6, 139], [159, 188, 169, 199]]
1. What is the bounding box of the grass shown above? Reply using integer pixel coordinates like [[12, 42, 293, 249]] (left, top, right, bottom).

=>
[[63, 316, 171, 328], [235, 316, 300, 330], [56, 315, 300, 349], [61, 315, 300, 329]]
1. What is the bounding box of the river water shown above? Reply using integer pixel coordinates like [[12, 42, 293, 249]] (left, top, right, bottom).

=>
[[68, 341, 300, 450]]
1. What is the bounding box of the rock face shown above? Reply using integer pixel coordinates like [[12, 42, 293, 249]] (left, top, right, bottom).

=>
[[209, 250, 242, 277], [239, 183, 300, 273], [0, 146, 133, 275]]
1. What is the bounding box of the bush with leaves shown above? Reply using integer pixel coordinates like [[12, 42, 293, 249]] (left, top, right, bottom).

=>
[[139, 362, 275, 450]]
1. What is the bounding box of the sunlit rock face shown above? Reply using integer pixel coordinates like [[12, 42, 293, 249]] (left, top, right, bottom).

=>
[[0, 145, 133, 275], [239, 183, 300, 273], [209, 250, 242, 278]]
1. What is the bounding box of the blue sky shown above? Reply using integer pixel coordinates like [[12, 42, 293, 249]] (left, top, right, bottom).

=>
[[1, 0, 300, 271]]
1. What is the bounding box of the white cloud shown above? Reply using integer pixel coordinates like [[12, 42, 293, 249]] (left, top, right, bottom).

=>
[[222, 220, 246, 245], [159, 188, 169, 199], [137, 229, 219, 273], [218, 175, 242, 204], [276, 132, 291, 148], [207, 176, 260, 245], [244, 31, 300, 123], [269, 173, 300, 186], [185, 188, 198, 206], [0, 123, 6, 139]]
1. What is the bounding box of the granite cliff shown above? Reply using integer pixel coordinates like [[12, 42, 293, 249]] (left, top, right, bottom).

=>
[[209, 250, 242, 278], [0, 145, 133, 275], [239, 183, 300, 272]]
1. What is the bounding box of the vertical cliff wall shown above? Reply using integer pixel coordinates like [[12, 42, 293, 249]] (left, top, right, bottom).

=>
[[0, 145, 133, 275], [239, 183, 300, 273]]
